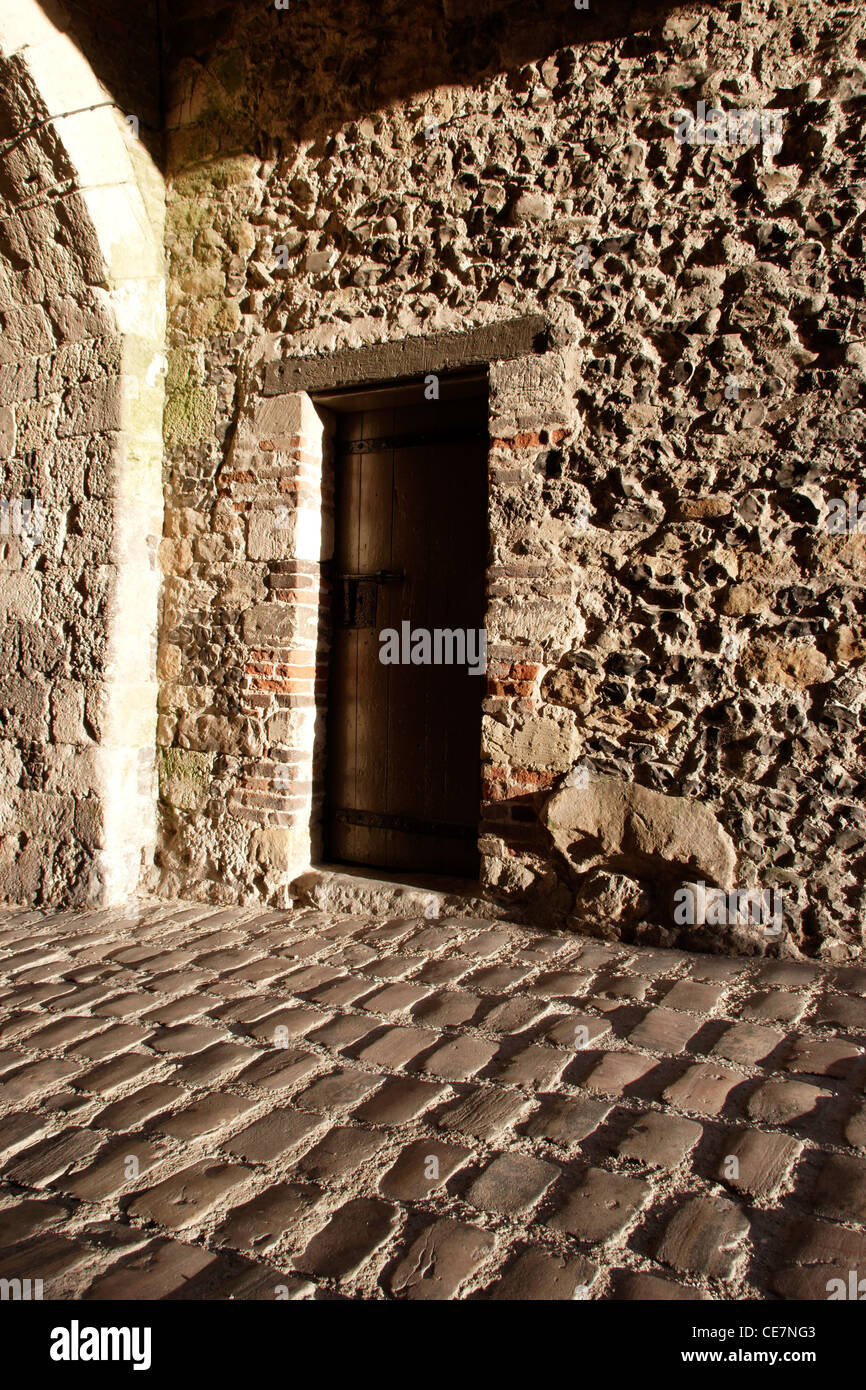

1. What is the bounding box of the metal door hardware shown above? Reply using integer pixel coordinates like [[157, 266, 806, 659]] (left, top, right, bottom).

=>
[[335, 570, 405, 628], [335, 570, 405, 583]]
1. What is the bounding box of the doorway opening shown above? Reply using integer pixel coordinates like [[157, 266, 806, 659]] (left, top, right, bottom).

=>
[[318, 371, 489, 879]]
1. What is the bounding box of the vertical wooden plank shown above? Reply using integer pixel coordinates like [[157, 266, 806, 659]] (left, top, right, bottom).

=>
[[326, 381, 487, 876], [353, 405, 395, 867], [326, 411, 360, 862], [386, 389, 486, 873], [387, 394, 433, 833]]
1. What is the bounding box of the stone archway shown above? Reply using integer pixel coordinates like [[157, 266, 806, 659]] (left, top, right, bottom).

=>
[[0, 1, 165, 905]]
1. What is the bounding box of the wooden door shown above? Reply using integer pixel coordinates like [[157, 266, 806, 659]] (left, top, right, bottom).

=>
[[325, 377, 488, 877]]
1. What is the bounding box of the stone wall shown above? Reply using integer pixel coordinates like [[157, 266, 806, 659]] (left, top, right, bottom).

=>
[[3, 0, 860, 961], [0, 1, 165, 906], [154, 0, 866, 960]]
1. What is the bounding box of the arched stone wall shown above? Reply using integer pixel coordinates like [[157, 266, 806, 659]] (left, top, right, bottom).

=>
[[0, 1, 165, 905]]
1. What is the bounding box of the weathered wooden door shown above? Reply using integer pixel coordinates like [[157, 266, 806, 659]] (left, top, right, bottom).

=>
[[325, 376, 488, 876]]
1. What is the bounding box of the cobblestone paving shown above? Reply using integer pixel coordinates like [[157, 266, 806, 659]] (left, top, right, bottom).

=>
[[1, 902, 865, 1300]]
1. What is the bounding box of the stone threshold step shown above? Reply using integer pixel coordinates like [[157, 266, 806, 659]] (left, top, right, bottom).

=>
[[290, 864, 502, 921]]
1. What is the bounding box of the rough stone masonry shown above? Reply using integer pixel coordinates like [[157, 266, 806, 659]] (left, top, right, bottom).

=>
[[0, 0, 865, 963]]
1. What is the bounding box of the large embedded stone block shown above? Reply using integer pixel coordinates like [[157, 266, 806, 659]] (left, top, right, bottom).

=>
[[0, 676, 48, 739], [50, 681, 88, 745], [266, 706, 316, 749], [73, 795, 106, 850], [252, 825, 302, 874], [13, 395, 58, 446], [0, 404, 14, 454], [57, 378, 122, 437], [489, 350, 571, 433], [229, 390, 326, 477], [0, 571, 41, 621], [740, 641, 830, 689], [247, 506, 298, 561], [242, 602, 298, 645], [163, 346, 216, 446], [484, 709, 579, 772], [251, 392, 309, 447], [544, 778, 736, 889], [9, 790, 75, 839], [158, 748, 214, 812], [262, 318, 547, 396]]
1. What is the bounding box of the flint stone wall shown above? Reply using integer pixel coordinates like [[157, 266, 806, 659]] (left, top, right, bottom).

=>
[[3, 1, 861, 959], [152, 0, 866, 960]]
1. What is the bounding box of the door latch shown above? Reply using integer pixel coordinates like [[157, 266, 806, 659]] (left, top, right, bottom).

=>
[[335, 570, 405, 583], [335, 570, 405, 628]]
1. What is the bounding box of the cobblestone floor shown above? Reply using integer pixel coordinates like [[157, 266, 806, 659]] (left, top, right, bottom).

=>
[[1, 901, 865, 1301]]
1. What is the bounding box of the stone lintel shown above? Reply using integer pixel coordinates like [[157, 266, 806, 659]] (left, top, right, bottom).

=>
[[262, 315, 550, 397]]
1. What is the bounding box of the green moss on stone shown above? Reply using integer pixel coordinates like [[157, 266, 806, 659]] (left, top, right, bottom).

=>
[[163, 347, 217, 446], [173, 154, 259, 198], [163, 380, 217, 446], [158, 747, 214, 811]]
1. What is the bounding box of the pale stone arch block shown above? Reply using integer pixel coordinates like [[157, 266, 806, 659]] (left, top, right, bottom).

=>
[[0, 0, 166, 905]]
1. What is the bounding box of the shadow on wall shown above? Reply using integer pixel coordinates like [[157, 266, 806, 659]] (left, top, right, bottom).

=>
[[32, 0, 163, 163], [35, 0, 724, 169], [162, 0, 724, 163]]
